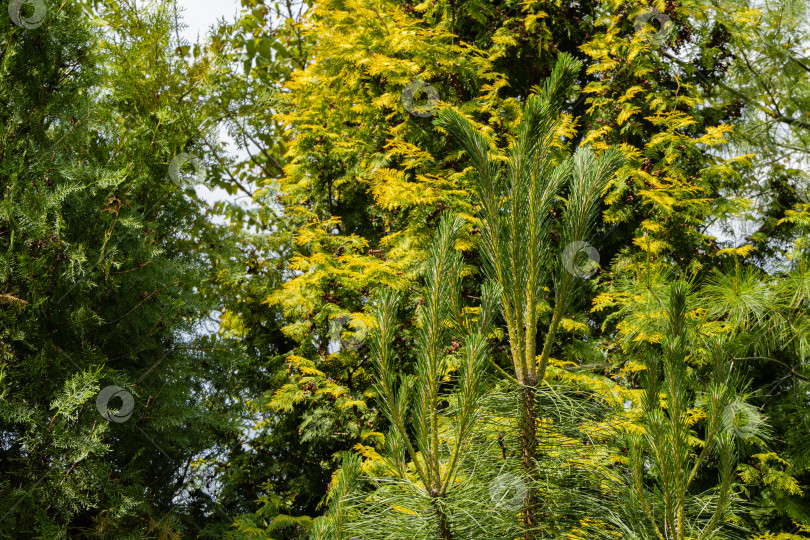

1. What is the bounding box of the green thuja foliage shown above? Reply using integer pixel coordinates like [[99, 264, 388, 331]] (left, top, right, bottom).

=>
[[1, 1, 247, 537]]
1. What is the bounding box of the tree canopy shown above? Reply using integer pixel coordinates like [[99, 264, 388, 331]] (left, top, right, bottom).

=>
[[0, 0, 808, 538]]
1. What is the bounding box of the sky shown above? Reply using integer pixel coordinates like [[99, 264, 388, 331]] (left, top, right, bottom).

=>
[[172, 0, 258, 215], [175, 0, 241, 44]]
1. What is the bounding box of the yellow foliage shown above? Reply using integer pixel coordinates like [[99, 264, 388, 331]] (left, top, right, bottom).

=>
[[616, 105, 640, 125], [632, 235, 671, 254], [716, 245, 756, 258]]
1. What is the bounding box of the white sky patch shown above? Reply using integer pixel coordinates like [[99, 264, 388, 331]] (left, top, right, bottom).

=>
[[175, 0, 241, 44], [172, 1, 259, 218]]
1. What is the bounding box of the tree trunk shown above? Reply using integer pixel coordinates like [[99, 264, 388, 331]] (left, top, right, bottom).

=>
[[520, 379, 538, 540], [432, 495, 453, 540]]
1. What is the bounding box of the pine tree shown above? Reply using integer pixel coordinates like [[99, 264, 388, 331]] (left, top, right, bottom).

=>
[[594, 244, 810, 535], [312, 214, 631, 540], [335, 214, 497, 540], [436, 52, 625, 538], [628, 283, 741, 540]]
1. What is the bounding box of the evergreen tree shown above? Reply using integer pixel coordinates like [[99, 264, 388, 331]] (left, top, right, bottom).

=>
[[1, 1, 248, 536], [436, 52, 625, 537]]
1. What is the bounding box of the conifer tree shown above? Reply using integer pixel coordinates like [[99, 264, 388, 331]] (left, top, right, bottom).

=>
[[312, 212, 631, 539], [436, 52, 625, 538], [1, 1, 248, 536], [188, 0, 810, 535], [628, 283, 741, 540], [595, 247, 810, 535], [343, 214, 497, 540]]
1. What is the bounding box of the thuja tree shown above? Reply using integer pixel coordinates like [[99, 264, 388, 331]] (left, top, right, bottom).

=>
[[436, 53, 624, 538], [1, 1, 246, 536], [0, 2, 108, 533], [654, 0, 810, 262]]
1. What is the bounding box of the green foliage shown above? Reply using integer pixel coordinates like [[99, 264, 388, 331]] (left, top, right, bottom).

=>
[[3, 0, 810, 538], [628, 283, 741, 540], [1, 1, 251, 537]]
